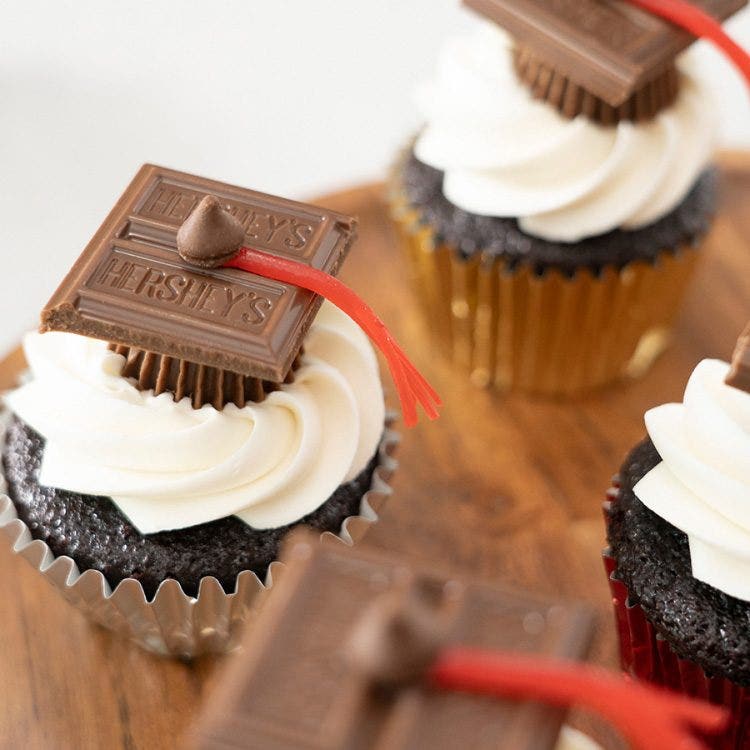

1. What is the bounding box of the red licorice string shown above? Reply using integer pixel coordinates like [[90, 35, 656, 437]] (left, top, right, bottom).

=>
[[625, 0, 750, 83], [429, 648, 729, 749], [223, 247, 441, 428]]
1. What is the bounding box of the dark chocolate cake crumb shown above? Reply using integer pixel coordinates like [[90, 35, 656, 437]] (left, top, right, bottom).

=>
[[607, 438, 750, 686], [398, 151, 717, 276], [2, 416, 381, 600]]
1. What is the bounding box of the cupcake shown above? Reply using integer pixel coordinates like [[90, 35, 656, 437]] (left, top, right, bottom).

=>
[[0, 164, 405, 657], [605, 322, 750, 748], [388, 0, 740, 395]]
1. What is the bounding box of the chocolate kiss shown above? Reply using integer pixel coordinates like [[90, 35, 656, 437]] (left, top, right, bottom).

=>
[[725, 321, 750, 394], [346, 588, 449, 687], [177, 195, 246, 268]]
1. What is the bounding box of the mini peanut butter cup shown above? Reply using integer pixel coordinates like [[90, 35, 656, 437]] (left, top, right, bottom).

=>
[[108, 343, 304, 409], [40, 164, 357, 409], [463, 0, 746, 124], [513, 46, 679, 124]]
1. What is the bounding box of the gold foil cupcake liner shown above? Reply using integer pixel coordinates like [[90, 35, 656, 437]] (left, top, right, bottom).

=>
[[513, 46, 680, 124], [390, 180, 700, 397], [0, 415, 399, 659]]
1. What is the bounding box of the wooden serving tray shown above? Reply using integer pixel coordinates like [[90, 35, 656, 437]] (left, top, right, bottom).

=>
[[1, 157, 749, 749]]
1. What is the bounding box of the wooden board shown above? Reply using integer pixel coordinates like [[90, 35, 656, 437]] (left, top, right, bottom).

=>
[[1, 155, 749, 749]]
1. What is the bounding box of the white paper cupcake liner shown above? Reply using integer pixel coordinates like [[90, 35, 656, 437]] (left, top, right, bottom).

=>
[[0, 414, 399, 659]]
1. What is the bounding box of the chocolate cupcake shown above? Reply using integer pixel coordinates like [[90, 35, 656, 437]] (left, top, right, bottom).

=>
[[388, 0, 740, 395], [604, 323, 750, 748], [0, 165, 399, 657]]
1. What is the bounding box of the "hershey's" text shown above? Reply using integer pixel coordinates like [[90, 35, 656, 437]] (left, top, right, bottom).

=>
[[137, 183, 317, 255], [92, 255, 275, 327]]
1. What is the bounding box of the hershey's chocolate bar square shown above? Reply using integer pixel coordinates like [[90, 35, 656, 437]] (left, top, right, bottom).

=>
[[192, 532, 594, 750], [41, 165, 357, 382], [464, 0, 746, 105]]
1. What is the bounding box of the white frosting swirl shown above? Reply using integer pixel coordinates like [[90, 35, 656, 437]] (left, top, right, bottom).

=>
[[4, 301, 385, 534], [634, 359, 750, 601], [414, 22, 716, 243]]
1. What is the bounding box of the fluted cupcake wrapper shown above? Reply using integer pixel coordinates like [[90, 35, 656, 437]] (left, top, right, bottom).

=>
[[603, 491, 750, 749], [389, 173, 701, 397], [0, 415, 399, 659]]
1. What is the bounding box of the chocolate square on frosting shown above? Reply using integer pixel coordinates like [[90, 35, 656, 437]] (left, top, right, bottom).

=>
[[41, 164, 357, 382], [463, 0, 747, 106], [191, 531, 594, 750]]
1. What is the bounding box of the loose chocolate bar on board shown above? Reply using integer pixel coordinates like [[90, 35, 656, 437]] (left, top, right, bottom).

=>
[[191, 531, 594, 750]]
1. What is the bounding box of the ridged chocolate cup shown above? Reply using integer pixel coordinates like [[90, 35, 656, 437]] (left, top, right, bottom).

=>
[[513, 46, 680, 124], [109, 343, 304, 409], [0, 414, 399, 659]]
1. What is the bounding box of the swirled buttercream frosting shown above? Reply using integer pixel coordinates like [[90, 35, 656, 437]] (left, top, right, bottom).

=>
[[4, 301, 385, 534], [414, 21, 716, 243], [634, 359, 750, 602]]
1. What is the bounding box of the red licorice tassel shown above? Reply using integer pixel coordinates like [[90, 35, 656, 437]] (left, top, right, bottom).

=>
[[224, 247, 441, 428], [429, 648, 729, 750], [625, 0, 750, 84]]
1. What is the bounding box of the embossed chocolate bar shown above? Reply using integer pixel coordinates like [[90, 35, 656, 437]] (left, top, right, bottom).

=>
[[41, 164, 357, 382], [191, 531, 594, 750], [463, 0, 746, 106]]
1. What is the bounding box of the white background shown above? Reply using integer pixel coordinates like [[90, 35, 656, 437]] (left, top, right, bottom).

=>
[[2, 1, 750, 355]]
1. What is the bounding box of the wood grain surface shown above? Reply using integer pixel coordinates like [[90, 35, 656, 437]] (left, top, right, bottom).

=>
[[1, 156, 749, 749]]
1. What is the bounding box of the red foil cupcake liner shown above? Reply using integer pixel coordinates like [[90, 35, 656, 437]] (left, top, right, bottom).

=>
[[604, 495, 750, 749]]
